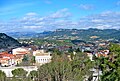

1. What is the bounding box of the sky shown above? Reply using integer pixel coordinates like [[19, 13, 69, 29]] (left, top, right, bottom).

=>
[[0, 0, 120, 32]]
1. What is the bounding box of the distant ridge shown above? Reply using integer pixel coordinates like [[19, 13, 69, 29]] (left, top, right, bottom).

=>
[[6, 28, 120, 41]]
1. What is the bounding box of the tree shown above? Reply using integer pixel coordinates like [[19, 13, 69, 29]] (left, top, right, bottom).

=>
[[99, 43, 120, 81], [22, 55, 29, 62], [12, 68, 28, 79], [38, 63, 51, 81], [0, 70, 6, 81], [31, 56, 36, 65], [28, 70, 38, 81], [22, 55, 29, 65], [70, 52, 94, 81], [37, 51, 94, 81]]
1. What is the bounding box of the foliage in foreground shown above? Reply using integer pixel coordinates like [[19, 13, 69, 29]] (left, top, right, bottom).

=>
[[0, 70, 6, 81], [37, 52, 94, 81], [95, 43, 120, 81], [2, 43, 120, 81]]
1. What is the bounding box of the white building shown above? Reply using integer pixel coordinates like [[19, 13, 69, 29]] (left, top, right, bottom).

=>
[[12, 47, 32, 64], [87, 53, 93, 61], [0, 53, 15, 66], [33, 50, 52, 65], [12, 47, 31, 55]]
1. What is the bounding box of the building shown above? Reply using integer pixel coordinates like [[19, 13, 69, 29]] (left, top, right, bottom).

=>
[[12, 47, 31, 55], [33, 50, 52, 65], [87, 53, 94, 61], [12, 47, 33, 64], [0, 52, 15, 66], [95, 50, 109, 57]]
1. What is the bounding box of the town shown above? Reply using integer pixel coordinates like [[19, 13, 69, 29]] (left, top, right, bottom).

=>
[[0, 32, 118, 81], [1, 0, 120, 81]]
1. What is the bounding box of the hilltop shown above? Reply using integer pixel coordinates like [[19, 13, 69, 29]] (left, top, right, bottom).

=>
[[7, 28, 120, 41], [0, 33, 20, 49]]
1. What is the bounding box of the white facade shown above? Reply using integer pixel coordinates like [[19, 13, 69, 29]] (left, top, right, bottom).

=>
[[12, 47, 30, 55], [33, 50, 45, 56], [36, 55, 52, 65], [87, 53, 93, 61], [0, 54, 15, 66], [34, 50, 52, 65]]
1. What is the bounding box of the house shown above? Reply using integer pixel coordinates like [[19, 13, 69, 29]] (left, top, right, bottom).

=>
[[81, 46, 93, 52], [95, 50, 109, 57], [87, 53, 94, 61], [12, 47, 33, 64], [33, 50, 52, 65], [0, 52, 15, 66], [12, 47, 31, 55]]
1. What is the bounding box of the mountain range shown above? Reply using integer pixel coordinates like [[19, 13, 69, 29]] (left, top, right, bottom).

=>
[[7, 28, 120, 41]]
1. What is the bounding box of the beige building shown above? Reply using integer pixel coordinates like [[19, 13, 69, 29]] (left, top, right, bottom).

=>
[[12, 47, 32, 64], [33, 50, 52, 65], [12, 47, 31, 55], [0, 53, 15, 66]]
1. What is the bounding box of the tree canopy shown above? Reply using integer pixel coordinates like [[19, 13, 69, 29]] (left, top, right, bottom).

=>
[[12, 68, 28, 78], [0, 70, 6, 81], [37, 51, 94, 81], [96, 43, 120, 81]]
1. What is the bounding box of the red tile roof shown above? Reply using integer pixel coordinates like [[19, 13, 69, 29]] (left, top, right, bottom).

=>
[[15, 51, 28, 55], [0, 58, 9, 60], [0, 54, 15, 59]]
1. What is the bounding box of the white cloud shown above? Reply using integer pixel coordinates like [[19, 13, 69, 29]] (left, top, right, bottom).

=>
[[25, 12, 38, 16], [49, 8, 71, 19], [0, 10, 120, 33], [75, 4, 94, 10], [0, 8, 74, 32], [91, 19, 104, 23], [78, 11, 120, 29], [24, 25, 43, 29]]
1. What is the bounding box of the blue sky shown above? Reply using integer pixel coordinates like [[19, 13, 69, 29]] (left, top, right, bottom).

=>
[[0, 0, 120, 32]]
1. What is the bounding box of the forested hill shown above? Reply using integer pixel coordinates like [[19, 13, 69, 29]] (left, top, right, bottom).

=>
[[0, 33, 20, 49], [7, 28, 120, 41], [37, 28, 120, 41]]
